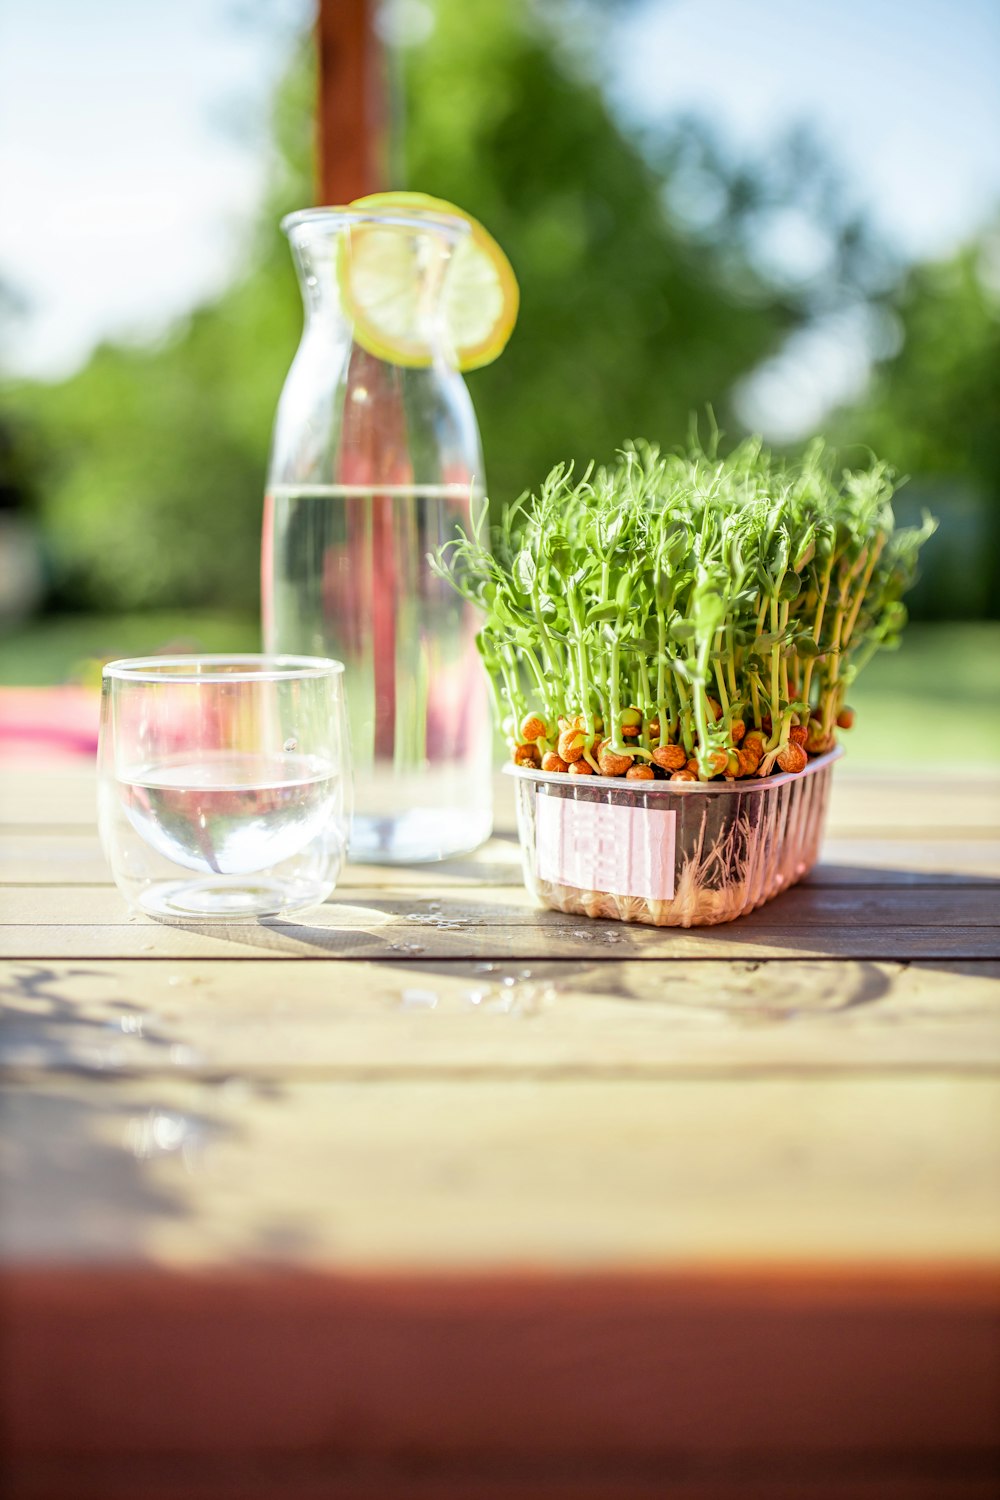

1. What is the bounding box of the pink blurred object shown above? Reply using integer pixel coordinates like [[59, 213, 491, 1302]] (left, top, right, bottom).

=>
[[0, 687, 100, 763]]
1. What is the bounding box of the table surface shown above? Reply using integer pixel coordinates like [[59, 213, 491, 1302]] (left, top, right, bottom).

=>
[[2, 763, 999, 1499]]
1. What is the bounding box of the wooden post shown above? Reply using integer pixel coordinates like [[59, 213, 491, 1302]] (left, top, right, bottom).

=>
[[316, 0, 385, 205]]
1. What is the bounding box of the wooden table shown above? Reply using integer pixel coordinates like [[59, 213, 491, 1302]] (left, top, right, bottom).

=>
[[2, 764, 999, 1499]]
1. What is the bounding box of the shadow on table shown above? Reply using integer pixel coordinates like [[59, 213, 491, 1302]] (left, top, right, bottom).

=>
[[154, 858, 999, 1016], [0, 964, 331, 1261], [3, 860, 993, 1259], [0, 964, 232, 1260]]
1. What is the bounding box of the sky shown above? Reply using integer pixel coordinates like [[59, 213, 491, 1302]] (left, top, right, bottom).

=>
[[609, 0, 1000, 436], [2, 0, 999, 428], [611, 0, 1000, 264], [0, 0, 311, 378]]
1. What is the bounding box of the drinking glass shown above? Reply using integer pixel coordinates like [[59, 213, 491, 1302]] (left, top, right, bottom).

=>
[[98, 656, 350, 920]]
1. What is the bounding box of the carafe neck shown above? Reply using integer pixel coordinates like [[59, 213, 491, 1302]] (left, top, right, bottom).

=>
[[283, 207, 465, 363]]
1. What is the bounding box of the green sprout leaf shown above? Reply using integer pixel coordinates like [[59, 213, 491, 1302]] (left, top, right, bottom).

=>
[[432, 431, 933, 780]]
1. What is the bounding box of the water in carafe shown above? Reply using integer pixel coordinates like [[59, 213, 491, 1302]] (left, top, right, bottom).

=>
[[262, 208, 493, 863]]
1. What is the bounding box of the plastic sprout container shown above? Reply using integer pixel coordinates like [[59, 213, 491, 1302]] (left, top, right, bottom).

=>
[[506, 746, 841, 928]]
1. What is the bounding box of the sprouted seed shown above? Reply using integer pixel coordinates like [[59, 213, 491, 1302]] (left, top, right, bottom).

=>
[[433, 435, 934, 780]]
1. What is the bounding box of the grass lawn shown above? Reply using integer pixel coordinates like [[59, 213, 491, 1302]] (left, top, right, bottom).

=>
[[0, 612, 259, 688], [1, 614, 997, 771], [845, 623, 1000, 770]]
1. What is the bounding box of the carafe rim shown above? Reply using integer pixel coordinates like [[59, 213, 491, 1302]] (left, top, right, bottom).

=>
[[281, 205, 471, 242]]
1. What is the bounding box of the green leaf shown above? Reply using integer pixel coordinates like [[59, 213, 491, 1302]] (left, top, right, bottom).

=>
[[513, 549, 537, 594], [692, 588, 726, 634]]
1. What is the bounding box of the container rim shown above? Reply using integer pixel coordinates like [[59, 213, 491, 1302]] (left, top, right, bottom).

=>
[[503, 743, 843, 794], [281, 205, 471, 240], [102, 654, 346, 685]]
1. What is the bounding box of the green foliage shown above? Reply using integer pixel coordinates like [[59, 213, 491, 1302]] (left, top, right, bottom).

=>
[[836, 227, 1000, 618], [399, 0, 803, 510], [0, 611, 257, 686], [0, 40, 316, 610], [436, 436, 933, 778], [1, 1, 836, 613], [0, 0, 987, 624]]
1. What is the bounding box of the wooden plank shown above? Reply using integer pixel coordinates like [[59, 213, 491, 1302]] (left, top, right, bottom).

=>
[[0, 833, 111, 885], [2, 768, 999, 836], [3, 1268, 998, 1491], [824, 774, 1000, 834], [5, 831, 1000, 886], [0, 770, 97, 828], [2, 1075, 999, 1268], [8, 1452, 1000, 1500], [0, 832, 527, 888], [2, 884, 999, 964], [811, 839, 1000, 880], [316, 0, 384, 205], [3, 960, 999, 1078], [3, 883, 999, 929], [4, 920, 998, 961], [3, 764, 998, 1496]]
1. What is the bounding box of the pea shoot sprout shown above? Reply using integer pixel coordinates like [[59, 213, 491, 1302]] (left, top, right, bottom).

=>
[[435, 437, 934, 781]]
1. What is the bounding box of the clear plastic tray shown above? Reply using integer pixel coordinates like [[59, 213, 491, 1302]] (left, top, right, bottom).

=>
[[505, 747, 842, 928]]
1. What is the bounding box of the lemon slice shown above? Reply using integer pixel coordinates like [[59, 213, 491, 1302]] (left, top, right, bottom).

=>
[[344, 191, 518, 371]]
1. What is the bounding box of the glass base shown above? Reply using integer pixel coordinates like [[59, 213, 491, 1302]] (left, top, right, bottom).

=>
[[137, 875, 334, 921], [349, 807, 493, 865]]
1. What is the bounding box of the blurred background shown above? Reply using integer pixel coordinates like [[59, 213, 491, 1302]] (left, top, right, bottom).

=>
[[1, 0, 998, 766]]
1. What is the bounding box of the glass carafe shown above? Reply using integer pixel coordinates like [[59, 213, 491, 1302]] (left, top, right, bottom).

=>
[[262, 207, 492, 863]]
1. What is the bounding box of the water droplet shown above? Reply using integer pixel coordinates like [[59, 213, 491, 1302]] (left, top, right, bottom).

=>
[[501, 975, 516, 988], [474, 961, 499, 974], [401, 988, 438, 1010], [464, 988, 489, 1007], [514, 983, 558, 1017], [167, 975, 185, 987], [125, 1109, 200, 1160], [87, 1044, 126, 1069], [517, 968, 533, 980], [119, 1013, 144, 1035], [283, 737, 298, 752]]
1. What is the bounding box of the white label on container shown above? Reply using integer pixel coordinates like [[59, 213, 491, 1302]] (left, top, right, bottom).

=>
[[535, 796, 676, 901]]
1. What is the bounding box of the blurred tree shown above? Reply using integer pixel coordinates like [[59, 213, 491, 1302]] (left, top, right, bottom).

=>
[[0, 276, 36, 516], [396, 0, 892, 508], [0, 0, 886, 614], [835, 228, 1000, 619], [0, 40, 315, 612]]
